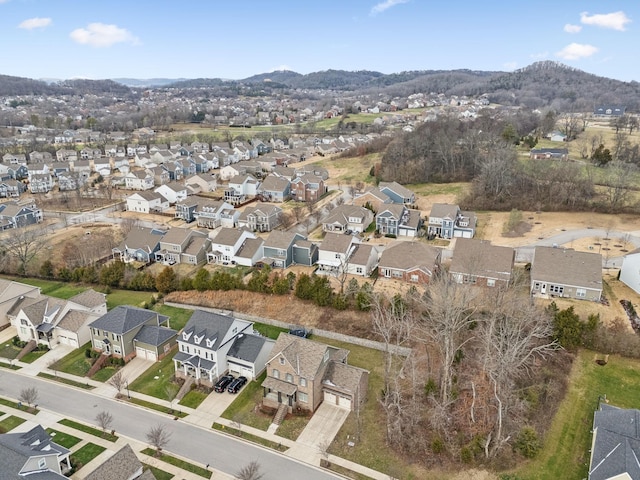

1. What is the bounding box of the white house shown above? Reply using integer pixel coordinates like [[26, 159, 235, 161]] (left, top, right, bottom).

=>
[[207, 227, 258, 265], [154, 182, 188, 204], [620, 249, 640, 294], [126, 191, 169, 213], [124, 170, 154, 190]]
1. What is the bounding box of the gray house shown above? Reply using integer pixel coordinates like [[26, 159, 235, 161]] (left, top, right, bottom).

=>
[[530, 247, 602, 301], [378, 181, 416, 205], [263, 231, 317, 268], [89, 306, 177, 362], [112, 227, 166, 263], [376, 204, 423, 237]]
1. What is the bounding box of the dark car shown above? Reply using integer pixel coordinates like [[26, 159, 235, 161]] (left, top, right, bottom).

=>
[[214, 374, 234, 393], [227, 376, 248, 394]]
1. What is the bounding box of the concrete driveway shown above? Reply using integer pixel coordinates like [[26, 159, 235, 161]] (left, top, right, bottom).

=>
[[296, 403, 350, 449]]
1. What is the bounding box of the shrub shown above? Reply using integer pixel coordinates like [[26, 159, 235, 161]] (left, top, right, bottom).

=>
[[514, 426, 541, 459], [431, 437, 445, 454], [85, 348, 92, 358]]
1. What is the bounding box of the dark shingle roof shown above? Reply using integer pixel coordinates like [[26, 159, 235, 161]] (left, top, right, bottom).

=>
[[227, 334, 268, 363], [89, 306, 168, 334], [181, 310, 247, 351], [134, 325, 177, 346]]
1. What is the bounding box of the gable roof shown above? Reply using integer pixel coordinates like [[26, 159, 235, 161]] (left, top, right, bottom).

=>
[[227, 333, 269, 363], [56, 310, 98, 333], [429, 203, 459, 220], [379, 181, 414, 200], [531, 247, 602, 290], [379, 241, 441, 272], [89, 306, 168, 334], [323, 205, 371, 226], [117, 227, 165, 252], [84, 444, 147, 480], [181, 310, 249, 351], [68, 289, 106, 309], [235, 237, 264, 259], [319, 232, 356, 254], [450, 238, 515, 281], [264, 230, 303, 250], [134, 325, 177, 346], [268, 333, 347, 380], [349, 244, 378, 266], [260, 175, 290, 192]]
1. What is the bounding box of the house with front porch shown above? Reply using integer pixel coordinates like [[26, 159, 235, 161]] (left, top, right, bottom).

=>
[[262, 333, 368, 413], [322, 205, 373, 234], [427, 203, 477, 239], [376, 204, 423, 237], [125, 191, 169, 214], [237, 203, 282, 232], [88, 306, 177, 361], [173, 310, 274, 387], [193, 200, 236, 229], [378, 241, 441, 284]]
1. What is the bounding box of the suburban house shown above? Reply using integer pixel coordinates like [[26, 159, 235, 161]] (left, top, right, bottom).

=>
[[207, 227, 258, 265], [219, 164, 246, 181], [185, 173, 217, 193], [224, 174, 260, 205], [28, 173, 54, 193], [193, 200, 237, 229], [322, 205, 374, 234], [173, 309, 274, 387], [237, 203, 282, 232], [124, 170, 154, 190], [58, 171, 89, 192], [594, 105, 626, 117], [346, 243, 380, 277], [258, 174, 291, 202], [154, 228, 210, 266], [262, 333, 369, 413], [530, 247, 603, 301], [529, 148, 569, 160], [588, 403, 640, 480], [316, 232, 360, 276], [10, 291, 105, 349], [449, 238, 515, 288], [148, 166, 171, 186], [125, 191, 169, 214], [378, 241, 441, 284], [379, 181, 416, 205], [154, 182, 188, 205], [89, 305, 177, 361], [376, 204, 423, 237], [290, 174, 325, 202], [262, 231, 317, 268], [112, 227, 166, 263], [84, 444, 154, 480], [0, 201, 43, 230], [353, 186, 392, 212], [427, 203, 477, 239], [0, 279, 41, 330], [0, 425, 71, 479], [619, 249, 640, 295], [0, 179, 26, 198], [174, 198, 198, 223]]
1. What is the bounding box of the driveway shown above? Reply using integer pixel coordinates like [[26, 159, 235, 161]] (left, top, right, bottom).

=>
[[295, 403, 350, 449]]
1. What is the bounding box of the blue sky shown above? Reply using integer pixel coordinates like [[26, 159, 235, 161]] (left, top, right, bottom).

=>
[[1, 1, 638, 82]]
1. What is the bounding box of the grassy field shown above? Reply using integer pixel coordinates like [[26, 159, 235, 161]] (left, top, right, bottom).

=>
[[58, 418, 118, 442], [72, 442, 106, 468], [46, 428, 82, 448], [106, 289, 155, 310], [128, 352, 179, 401], [0, 415, 26, 433], [307, 153, 379, 185], [51, 343, 92, 377]]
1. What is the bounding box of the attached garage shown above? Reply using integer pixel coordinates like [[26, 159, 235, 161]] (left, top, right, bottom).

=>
[[58, 335, 78, 347], [135, 346, 157, 361], [454, 229, 473, 239], [228, 361, 254, 379], [337, 395, 351, 409], [323, 391, 337, 405]]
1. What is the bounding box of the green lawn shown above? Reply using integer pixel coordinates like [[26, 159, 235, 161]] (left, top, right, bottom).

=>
[[219, 371, 272, 431], [0, 342, 21, 360], [128, 353, 179, 401], [91, 366, 118, 382], [20, 349, 49, 364], [72, 443, 106, 468], [511, 349, 640, 480], [0, 277, 87, 299], [252, 322, 288, 340], [141, 448, 211, 478], [211, 423, 288, 451], [0, 396, 25, 410], [46, 428, 82, 448], [124, 397, 188, 418], [277, 414, 312, 441], [58, 419, 118, 442], [51, 343, 92, 377], [178, 389, 209, 409], [143, 464, 174, 480], [0, 415, 26, 432], [0, 361, 21, 370], [154, 304, 192, 332], [37, 372, 93, 389], [106, 289, 154, 310]]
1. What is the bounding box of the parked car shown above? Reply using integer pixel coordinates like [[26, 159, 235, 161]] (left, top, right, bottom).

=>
[[227, 376, 248, 394], [214, 374, 235, 393]]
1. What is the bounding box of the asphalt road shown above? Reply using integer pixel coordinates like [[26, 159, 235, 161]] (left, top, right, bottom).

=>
[[0, 371, 337, 480]]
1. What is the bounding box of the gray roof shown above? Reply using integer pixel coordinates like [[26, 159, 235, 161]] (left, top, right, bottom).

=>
[[531, 247, 602, 291], [260, 175, 290, 192], [378, 241, 441, 273], [349, 244, 377, 266], [323, 361, 368, 397], [227, 334, 268, 363], [379, 181, 414, 200], [319, 232, 355, 254], [450, 238, 515, 281], [173, 351, 215, 371], [89, 306, 168, 334], [264, 230, 302, 250], [235, 237, 264, 259], [134, 325, 177, 346], [268, 333, 348, 380], [56, 310, 97, 333], [68, 289, 106, 309], [211, 227, 246, 246], [323, 205, 372, 227], [117, 227, 165, 252], [181, 310, 247, 351], [590, 404, 640, 480], [429, 203, 459, 220], [84, 444, 147, 480]]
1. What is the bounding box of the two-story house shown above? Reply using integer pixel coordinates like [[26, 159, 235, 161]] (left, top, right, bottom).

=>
[[262, 333, 368, 413], [207, 228, 258, 265], [173, 310, 274, 386], [376, 204, 423, 237], [125, 191, 169, 214], [154, 228, 210, 266], [322, 205, 374, 234], [193, 200, 236, 229], [185, 173, 217, 193], [237, 203, 282, 232], [124, 170, 154, 190], [175, 198, 199, 223], [0, 179, 26, 198], [258, 174, 291, 202], [262, 231, 318, 269], [112, 227, 166, 263], [427, 203, 477, 239], [316, 232, 360, 276], [378, 181, 416, 205], [0, 425, 71, 478], [89, 306, 177, 361], [28, 173, 54, 193], [290, 174, 325, 203], [224, 174, 260, 205], [154, 182, 188, 205], [0, 201, 43, 230]]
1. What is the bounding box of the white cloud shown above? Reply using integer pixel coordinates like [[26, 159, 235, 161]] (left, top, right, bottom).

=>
[[556, 43, 599, 60], [564, 23, 582, 33], [580, 11, 631, 31], [18, 17, 52, 30], [370, 0, 409, 16], [70, 23, 139, 47], [530, 51, 550, 59]]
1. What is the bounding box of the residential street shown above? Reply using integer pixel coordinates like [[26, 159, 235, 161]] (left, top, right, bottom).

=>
[[0, 369, 339, 480]]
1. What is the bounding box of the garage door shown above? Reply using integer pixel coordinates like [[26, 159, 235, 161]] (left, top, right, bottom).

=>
[[241, 367, 253, 379], [58, 336, 77, 347], [324, 391, 337, 405], [136, 346, 157, 361], [338, 396, 351, 409]]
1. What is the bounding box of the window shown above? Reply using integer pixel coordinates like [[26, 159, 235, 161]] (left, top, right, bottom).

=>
[[356, 267, 363, 274], [487, 278, 496, 287], [299, 377, 307, 387], [299, 392, 308, 403], [272, 369, 280, 379], [410, 274, 419, 282], [286, 373, 293, 383], [576, 288, 586, 298], [20, 326, 27, 336], [549, 285, 564, 295], [20, 319, 28, 326], [38, 458, 46, 469], [113, 346, 122, 355], [534, 282, 540, 291], [279, 356, 285, 365]]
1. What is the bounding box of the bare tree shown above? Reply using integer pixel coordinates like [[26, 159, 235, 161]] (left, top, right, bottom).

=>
[[108, 371, 127, 397], [235, 460, 264, 480], [0, 224, 49, 275], [19, 387, 39, 408], [146, 424, 171, 455], [291, 203, 304, 223], [120, 217, 140, 237], [95, 410, 113, 433]]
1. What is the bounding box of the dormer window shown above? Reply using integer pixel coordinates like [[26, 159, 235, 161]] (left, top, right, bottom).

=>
[[182, 331, 192, 341], [194, 335, 203, 345], [206, 338, 214, 348], [38, 458, 46, 469]]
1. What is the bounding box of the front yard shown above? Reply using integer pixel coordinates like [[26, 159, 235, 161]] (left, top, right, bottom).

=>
[[50, 343, 93, 377], [128, 352, 179, 401], [219, 371, 272, 431]]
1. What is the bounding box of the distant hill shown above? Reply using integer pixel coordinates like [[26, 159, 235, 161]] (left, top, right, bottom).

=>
[[112, 78, 189, 87], [58, 79, 131, 96], [242, 70, 303, 84]]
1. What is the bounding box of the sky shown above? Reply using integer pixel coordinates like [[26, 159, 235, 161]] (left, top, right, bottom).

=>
[[0, 1, 639, 83]]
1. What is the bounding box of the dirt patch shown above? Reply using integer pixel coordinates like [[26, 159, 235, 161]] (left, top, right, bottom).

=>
[[501, 221, 532, 238]]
